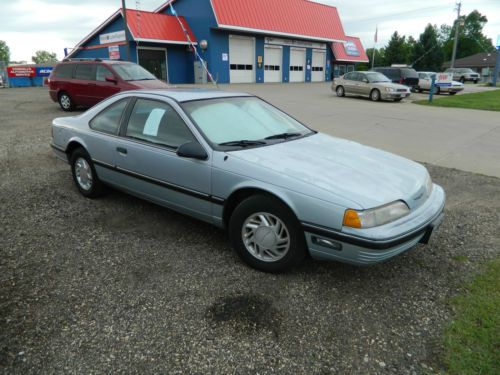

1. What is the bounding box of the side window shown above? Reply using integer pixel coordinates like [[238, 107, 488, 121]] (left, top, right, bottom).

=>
[[54, 64, 75, 78], [344, 72, 353, 80], [126, 99, 195, 149], [96, 65, 113, 81], [90, 99, 129, 134], [74, 64, 95, 80]]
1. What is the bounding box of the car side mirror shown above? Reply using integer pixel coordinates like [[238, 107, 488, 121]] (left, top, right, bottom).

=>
[[105, 76, 117, 84], [363, 78, 369, 83], [176, 141, 208, 160]]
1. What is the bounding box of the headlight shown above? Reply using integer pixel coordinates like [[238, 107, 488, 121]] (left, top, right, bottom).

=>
[[343, 201, 410, 228], [384, 87, 395, 92]]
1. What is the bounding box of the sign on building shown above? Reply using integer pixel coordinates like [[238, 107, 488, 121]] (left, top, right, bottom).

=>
[[100, 30, 126, 45], [7, 66, 36, 77], [343, 41, 360, 57], [108, 45, 120, 60]]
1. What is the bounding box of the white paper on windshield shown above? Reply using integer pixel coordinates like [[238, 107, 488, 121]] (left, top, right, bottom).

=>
[[143, 108, 166, 136]]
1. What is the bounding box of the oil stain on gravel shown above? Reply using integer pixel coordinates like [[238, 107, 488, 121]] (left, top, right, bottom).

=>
[[207, 294, 281, 338]]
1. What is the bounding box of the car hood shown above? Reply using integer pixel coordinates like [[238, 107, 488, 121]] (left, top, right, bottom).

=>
[[229, 133, 429, 209], [128, 79, 170, 89]]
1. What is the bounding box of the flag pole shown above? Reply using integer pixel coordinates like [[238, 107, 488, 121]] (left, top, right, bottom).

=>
[[372, 25, 377, 69]]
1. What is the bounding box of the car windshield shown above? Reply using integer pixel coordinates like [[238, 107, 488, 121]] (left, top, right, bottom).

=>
[[112, 64, 157, 81], [182, 97, 312, 147], [366, 72, 391, 83]]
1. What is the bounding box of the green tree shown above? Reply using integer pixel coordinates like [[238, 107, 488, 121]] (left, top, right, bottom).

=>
[[443, 10, 495, 61], [404, 36, 417, 64], [384, 32, 409, 65], [0, 40, 10, 64], [412, 24, 444, 71], [364, 47, 386, 68], [32, 50, 58, 64]]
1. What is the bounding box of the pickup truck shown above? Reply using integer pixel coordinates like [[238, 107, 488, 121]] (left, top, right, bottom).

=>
[[417, 72, 464, 95]]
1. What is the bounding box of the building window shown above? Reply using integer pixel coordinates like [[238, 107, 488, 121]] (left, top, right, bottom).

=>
[[230, 64, 253, 70], [264, 65, 280, 71], [289, 66, 304, 71]]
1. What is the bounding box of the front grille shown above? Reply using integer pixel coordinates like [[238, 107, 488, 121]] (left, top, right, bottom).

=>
[[397, 89, 407, 92]]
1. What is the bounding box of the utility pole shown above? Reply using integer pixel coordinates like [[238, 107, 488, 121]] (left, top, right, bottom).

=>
[[122, 0, 131, 62], [450, 1, 462, 68]]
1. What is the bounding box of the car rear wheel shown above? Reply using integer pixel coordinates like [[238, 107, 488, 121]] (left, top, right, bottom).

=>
[[460, 77, 465, 83], [336, 86, 345, 97], [58, 92, 75, 112], [394, 98, 403, 102], [229, 195, 307, 273], [449, 92, 457, 95], [70, 148, 105, 198], [370, 89, 381, 102]]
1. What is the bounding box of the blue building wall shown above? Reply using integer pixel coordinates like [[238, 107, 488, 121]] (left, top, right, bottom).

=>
[[69, 0, 337, 84]]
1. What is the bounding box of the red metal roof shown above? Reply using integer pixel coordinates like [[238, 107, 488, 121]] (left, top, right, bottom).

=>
[[210, 0, 346, 42], [125, 9, 196, 43], [331, 36, 369, 63]]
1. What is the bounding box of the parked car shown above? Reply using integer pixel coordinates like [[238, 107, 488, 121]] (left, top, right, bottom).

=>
[[0, 74, 4, 88], [48, 59, 169, 111], [444, 68, 480, 83], [333, 71, 411, 101], [50, 89, 445, 272], [373, 67, 419, 91], [417, 72, 464, 95]]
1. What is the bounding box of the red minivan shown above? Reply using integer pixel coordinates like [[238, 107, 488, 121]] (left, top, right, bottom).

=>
[[48, 59, 169, 111]]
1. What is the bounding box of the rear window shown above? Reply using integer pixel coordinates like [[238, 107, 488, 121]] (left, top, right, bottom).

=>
[[377, 68, 399, 79], [74, 64, 95, 80], [401, 68, 418, 78], [53, 64, 75, 79]]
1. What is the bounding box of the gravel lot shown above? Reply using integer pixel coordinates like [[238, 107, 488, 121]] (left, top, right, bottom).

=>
[[1, 87, 499, 374]]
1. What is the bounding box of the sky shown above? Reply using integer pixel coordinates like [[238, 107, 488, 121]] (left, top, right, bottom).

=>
[[0, 0, 499, 62]]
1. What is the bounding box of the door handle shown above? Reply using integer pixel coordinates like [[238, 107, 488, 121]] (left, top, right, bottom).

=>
[[116, 147, 127, 154]]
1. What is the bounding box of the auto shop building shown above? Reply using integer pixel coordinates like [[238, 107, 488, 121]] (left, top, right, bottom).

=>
[[67, 0, 368, 84]]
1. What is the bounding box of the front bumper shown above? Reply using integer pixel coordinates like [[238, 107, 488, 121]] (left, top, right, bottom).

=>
[[381, 92, 410, 100], [303, 185, 445, 266]]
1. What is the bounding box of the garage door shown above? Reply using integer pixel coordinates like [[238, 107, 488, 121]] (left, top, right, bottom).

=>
[[289, 48, 306, 82], [264, 46, 282, 83], [311, 50, 326, 82], [229, 36, 254, 83]]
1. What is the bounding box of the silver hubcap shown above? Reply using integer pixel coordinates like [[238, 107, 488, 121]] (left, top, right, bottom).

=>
[[242, 212, 290, 262], [337, 87, 343, 96], [60, 95, 71, 109], [372, 91, 379, 100], [74, 157, 93, 190]]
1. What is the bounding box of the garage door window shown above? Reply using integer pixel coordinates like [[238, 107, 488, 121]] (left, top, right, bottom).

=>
[[264, 65, 280, 71], [230, 64, 253, 71], [290, 66, 304, 71]]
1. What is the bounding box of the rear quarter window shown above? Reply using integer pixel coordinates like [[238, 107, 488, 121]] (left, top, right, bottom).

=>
[[53, 64, 75, 79]]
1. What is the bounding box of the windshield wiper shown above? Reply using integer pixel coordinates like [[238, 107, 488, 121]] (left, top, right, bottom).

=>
[[265, 132, 302, 140], [219, 140, 266, 147]]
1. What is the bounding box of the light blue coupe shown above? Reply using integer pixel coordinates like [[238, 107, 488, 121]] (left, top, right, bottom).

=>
[[51, 89, 445, 272]]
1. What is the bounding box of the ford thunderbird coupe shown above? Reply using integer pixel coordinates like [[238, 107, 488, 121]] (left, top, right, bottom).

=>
[[50, 89, 445, 272]]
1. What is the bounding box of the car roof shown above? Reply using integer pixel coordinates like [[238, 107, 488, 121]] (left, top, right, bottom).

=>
[[119, 88, 253, 103]]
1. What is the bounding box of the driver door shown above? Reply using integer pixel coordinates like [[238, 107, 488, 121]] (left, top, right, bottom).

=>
[[114, 97, 213, 222]]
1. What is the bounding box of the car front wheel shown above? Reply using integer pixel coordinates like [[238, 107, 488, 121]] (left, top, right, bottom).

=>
[[370, 89, 381, 101], [70, 148, 105, 198], [229, 195, 307, 273], [336, 86, 345, 97], [58, 92, 75, 111]]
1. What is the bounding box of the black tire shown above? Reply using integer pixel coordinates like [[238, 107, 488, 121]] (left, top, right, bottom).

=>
[[459, 77, 465, 84], [58, 92, 75, 112], [370, 89, 381, 102], [228, 195, 307, 273], [394, 98, 403, 102], [336, 85, 345, 97], [70, 148, 105, 198], [473, 80, 478, 84], [433, 86, 441, 95], [449, 92, 457, 95]]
